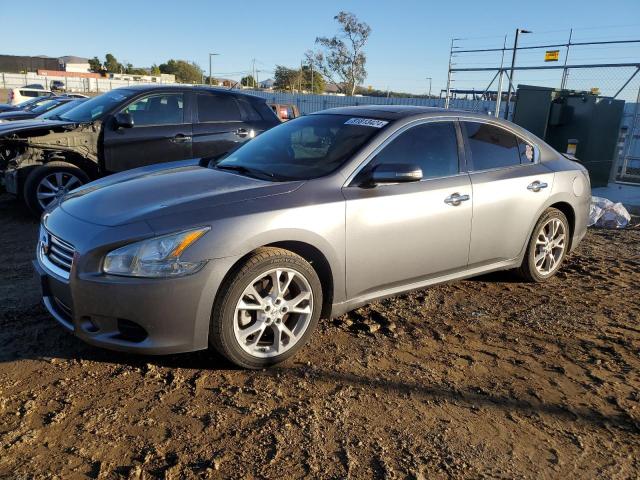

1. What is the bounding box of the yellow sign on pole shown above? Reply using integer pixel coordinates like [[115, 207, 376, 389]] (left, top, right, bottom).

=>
[[545, 50, 560, 62]]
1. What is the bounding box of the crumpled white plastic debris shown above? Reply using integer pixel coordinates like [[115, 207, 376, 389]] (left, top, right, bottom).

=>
[[588, 196, 631, 228]]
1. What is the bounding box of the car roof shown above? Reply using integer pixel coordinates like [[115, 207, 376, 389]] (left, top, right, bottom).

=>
[[116, 84, 263, 101], [311, 105, 499, 121]]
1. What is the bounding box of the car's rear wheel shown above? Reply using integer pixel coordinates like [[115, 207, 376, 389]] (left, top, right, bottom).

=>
[[24, 161, 89, 215], [209, 247, 322, 369], [517, 208, 570, 282]]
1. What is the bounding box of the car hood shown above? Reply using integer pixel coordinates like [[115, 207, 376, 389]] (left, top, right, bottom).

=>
[[59, 161, 304, 227], [0, 118, 77, 136]]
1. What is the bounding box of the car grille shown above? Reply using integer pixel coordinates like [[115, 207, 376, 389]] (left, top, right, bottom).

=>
[[47, 234, 75, 271], [39, 226, 75, 278]]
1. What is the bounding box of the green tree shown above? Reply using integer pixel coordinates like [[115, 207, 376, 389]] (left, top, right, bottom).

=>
[[241, 75, 256, 87], [88, 56, 102, 73], [159, 59, 203, 83], [104, 53, 123, 73], [313, 11, 371, 96], [150, 64, 161, 76], [274, 66, 300, 92]]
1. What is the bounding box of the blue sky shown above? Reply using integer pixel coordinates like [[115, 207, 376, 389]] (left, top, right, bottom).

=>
[[4, 0, 640, 96]]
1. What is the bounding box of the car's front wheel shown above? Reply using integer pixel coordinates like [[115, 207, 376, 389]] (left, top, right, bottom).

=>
[[23, 161, 89, 215], [210, 247, 323, 369], [517, 208, 570, 282]]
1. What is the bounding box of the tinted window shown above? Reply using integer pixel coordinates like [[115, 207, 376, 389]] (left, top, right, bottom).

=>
[[197, 94, 241, 122], [122, 93, 184, 126], [20, 90, 38, 98], [368, 122, 459, 179], [236, 97, 262, 121], [216, 114, 385, 180], [464, 122, 521, 170]]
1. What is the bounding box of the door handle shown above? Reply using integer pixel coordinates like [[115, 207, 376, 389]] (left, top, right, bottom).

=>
[[235, 128, 250, 138], [527, 181, 548, 192], [444, 193, 470, 206], [171, 134, 192, 143]]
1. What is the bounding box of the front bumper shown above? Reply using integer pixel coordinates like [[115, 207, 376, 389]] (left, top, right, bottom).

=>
[[34, 247, 234, 356]]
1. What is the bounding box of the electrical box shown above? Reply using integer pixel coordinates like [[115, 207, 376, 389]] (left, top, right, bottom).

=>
[[512, 85, 625, 187]]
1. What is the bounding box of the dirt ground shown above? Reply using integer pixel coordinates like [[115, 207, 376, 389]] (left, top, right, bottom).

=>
[[0, 193, 638, 480]]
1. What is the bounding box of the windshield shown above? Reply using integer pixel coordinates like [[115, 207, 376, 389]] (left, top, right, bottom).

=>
[[216, 114, 387, 181], [38, 99, 84, 119], [30, 99, 64, 114], [58, 89, 134, 122], [20, 97, 52, 111]]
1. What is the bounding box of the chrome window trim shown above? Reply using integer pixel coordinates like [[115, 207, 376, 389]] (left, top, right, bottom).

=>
[[343, 116, 462, 188]]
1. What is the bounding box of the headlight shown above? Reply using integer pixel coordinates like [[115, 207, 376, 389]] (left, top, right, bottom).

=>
[[103, 227, 210, 278]]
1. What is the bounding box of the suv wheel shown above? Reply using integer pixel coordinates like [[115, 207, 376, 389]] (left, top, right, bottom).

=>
[[210, 247, 322, 369], [24, 161, 89, 215], [517, 208, 570, 282]]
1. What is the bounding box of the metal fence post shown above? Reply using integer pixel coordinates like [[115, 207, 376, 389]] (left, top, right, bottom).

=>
[[495, 69, 504, 117], [444, 39, 454, 109]]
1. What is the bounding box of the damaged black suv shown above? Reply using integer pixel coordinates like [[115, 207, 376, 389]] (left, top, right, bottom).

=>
[[0, 85, 279, 214]]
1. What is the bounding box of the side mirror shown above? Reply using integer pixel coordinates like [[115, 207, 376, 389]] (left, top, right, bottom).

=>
[[114, 112, 134, 129], [369, 163, 423, 185]]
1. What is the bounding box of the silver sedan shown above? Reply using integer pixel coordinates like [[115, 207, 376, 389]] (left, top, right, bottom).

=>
[[34, 106, 590, 368]]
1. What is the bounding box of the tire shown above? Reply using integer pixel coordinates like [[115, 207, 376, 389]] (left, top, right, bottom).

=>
[[23, 161, 89, 216], [210, 247, 323, 369], [517, 208, 570, 283]]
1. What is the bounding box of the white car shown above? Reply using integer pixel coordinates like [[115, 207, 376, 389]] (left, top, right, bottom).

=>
[[7, 87, 54, 105]]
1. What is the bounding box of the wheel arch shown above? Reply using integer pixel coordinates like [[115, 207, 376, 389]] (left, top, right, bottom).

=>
[[547, 201, 575, 250], [215, 240, 335, 320], [41, 150, 99, 180], [264, 240, 334, 319]]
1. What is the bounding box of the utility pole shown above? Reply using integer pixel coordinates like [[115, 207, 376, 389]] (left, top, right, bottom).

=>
[[209, 53, 220, 86], [560, 28, 573, 89], [504, 28, 531, 120], [251, 58, 256, 88], [426, 77, 432, 98]]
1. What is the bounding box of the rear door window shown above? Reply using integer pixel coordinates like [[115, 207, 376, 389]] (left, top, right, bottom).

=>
[[197, 94, 242, 122], [463, 122, 521, 171], [236, 97, 262, 121]]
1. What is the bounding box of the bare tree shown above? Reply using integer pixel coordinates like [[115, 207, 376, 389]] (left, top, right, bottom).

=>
[[313, 11, 371, 96]]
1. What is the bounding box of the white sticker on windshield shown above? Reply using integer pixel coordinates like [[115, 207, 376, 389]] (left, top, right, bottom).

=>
[[344, 118, 388, 128]]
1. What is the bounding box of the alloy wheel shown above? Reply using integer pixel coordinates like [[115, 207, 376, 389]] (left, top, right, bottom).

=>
[[36, 172, 82, 210], [534, 218, 566, 276], [233, 268, 313, 358]]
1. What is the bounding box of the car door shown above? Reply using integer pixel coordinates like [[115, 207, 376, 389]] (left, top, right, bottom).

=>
[[103, 91, 192, 172], [461, 120, 554, 266], [342, 120, 473, 299], [192, 93, 257, 159]]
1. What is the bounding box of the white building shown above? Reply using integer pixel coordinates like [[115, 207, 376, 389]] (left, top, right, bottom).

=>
[[59, 56, 90, 73]]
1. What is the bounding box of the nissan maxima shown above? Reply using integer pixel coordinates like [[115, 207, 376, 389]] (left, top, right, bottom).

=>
[[34, 106, 591, 368]]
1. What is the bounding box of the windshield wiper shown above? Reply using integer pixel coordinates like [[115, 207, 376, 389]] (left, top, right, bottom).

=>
[[216, 164, 278, 181]]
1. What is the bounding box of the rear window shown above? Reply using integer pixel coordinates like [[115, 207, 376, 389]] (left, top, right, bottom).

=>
[[463, 122, 521, 171], [197, 94, 241, 122]]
